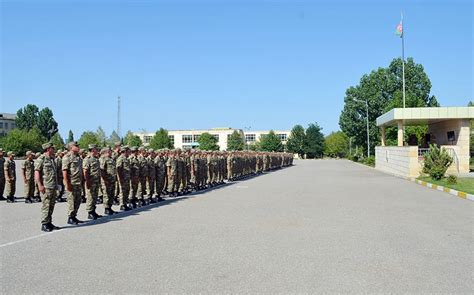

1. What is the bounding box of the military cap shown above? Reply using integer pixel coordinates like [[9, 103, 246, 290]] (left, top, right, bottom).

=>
[[114, 141, 121, 146], [7, 151, 14, 156], [130, 146, 138, 152], [42, 142, 53, 150], [148, 149, 154, 153], [88, 144, 97, 150], [100, 147, 110, 153], [26, 151, 32, 156], [79, 149, 85, 153], [138, 146, 145, 151], [35, 152, 41, 157], [0, 148, 3, 152], [120, 146, 128, 152], [68, 141, 79, 148]]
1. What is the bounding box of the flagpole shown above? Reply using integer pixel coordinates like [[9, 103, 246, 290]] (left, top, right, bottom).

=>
[[401, 12, 406, 108]]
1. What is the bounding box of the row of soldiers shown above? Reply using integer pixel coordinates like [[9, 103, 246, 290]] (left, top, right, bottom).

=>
[[1, 143, 293, 232]]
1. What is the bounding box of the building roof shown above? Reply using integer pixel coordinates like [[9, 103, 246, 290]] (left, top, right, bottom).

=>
[[0, 113, 16, 120], [376, 107, 474, 127]]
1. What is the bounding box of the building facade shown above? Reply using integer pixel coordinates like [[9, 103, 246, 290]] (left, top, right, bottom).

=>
[[136, 127, 291, 151], [0, 113, 17, 137]]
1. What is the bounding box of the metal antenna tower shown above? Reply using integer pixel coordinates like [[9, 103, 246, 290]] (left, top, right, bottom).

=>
[[117, 96, 121, 137]]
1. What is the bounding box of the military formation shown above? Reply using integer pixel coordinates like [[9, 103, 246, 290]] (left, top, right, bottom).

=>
[[0, 144, 293, 232]]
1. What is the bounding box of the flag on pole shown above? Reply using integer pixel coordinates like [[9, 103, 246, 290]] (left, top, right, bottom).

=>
[[396, 19, 403, 37]]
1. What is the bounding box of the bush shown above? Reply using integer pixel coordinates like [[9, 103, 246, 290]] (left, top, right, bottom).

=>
[[349, 150, 364, 162], [422, 144, 453, 180], [362, 156, 375, 167], [0, 128, 45, 156], [447, 175, 457, 184]]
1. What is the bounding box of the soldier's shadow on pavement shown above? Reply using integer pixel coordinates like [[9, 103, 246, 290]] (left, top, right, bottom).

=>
[[60, 166, 294, 230]]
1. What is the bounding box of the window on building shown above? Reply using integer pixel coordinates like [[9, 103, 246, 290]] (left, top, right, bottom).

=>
[[143, 136, 152, 143], [277, 134, 288, 141], [0, 122, 3, 129], [193, 134, 200, 142], [4, 123, 8, 129], [245, 134, 256, 142], [11, 123, 15, 129], [168, 135, 174, 145], [211, 134, 219, 141], [182, 135, 193, 143]]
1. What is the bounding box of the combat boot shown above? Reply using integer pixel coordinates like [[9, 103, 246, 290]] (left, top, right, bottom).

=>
[[67, 216, 84, 225], [88, 211, 102, 220], [0, 196, 6, 201], [120, 205, 131, 211], [149, 197, 157, 204], [41, 223, 53, 232], [49, 223, 61, 230], [25, 197, 33, 203], [6, 196, 14, 203], [104, 208, 116, 215]]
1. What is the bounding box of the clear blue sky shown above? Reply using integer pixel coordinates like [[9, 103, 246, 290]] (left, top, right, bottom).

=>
[[1, 0, 472, 138]]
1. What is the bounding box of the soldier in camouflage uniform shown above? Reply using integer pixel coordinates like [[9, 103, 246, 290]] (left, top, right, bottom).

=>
[[62, 142, 85, 225], [116, 146, 132, 211], [79, 148, 88, 203], [0, 149, 5, 201], [35, 142, 61, 232], [146, 149, 157, 203], [129, 147, 140, 207], [4, 151, 16, 203], [136, 147, 148, 206], [34, 152, 42, 202], [154, 150, 166, 201], [83, 144, 102, 220], [22, 151, 35, 203], [100, 147, 117, 215], [55, 150, 65, 202], [112, 142, 121, 204], [166, 150, 178, 197]]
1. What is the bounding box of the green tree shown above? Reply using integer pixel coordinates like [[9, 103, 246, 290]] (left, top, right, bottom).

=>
[[324, 131, 349, 158], [67, 130, 74, 143], [149, 128, 174, 149], [339, 57, 439, 154], [108, 130, 121, 146], [78, 131, 100, 149], [123, 130, 142, 147], [259, 130, 283, 152], [305, 123, 324, 159], [227, 130, 245, 151], [50, 133, 65, 151], [37, 107, 58, 139], [16, 104, 39, 130], [96, 126, 107, 147], [0, 128, 45, 155], [247, 142, 261, 151], [422, 145, 453, 180], [286, 125, 306, 158], [15, 104, 58, 139], [197, 132, 219, 151]]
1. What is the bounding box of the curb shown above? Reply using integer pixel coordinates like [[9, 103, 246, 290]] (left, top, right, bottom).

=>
[[408, 178, 474, 202]]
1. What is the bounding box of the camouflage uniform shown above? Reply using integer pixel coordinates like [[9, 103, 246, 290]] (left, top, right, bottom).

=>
[[22, 155, 35, 199], [146, 150, 155, 198], [100, 149, 116, 211], [129, 149, 139, 202], [4, 155, 16, 198], [154, 153, 166, 197], [62, 151, 83, 218], [116, 149, 131, 207], [83, 149, 101, 214], [35, 151, 58, 225], [137, 149, 148, 201], [166, 154, 177, 194]]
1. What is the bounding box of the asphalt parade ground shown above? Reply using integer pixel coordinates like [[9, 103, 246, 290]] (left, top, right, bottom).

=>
[[0, 160, 472, 293]]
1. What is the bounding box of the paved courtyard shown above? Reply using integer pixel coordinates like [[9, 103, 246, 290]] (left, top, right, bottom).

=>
[[0, 160, 472, 293]]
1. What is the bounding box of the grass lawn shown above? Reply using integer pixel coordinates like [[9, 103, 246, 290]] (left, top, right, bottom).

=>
[[418, 177, 474, 195]]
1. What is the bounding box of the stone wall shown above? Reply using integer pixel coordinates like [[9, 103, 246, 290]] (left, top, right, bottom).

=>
[[375, 146, 421, 178], [429, 119, 470, 174]]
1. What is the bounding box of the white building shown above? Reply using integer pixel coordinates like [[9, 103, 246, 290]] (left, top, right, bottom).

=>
[[136, 127, 291, 151], [0, 113, 17, 137]]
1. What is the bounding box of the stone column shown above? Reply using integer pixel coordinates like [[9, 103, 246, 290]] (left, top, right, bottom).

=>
[[381, 126, 386, 146], [397, 121, 404, 147]]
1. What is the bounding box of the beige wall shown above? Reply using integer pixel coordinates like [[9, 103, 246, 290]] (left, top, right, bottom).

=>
[[428, 119, 470, 174], [375, 146, 421, 178]]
